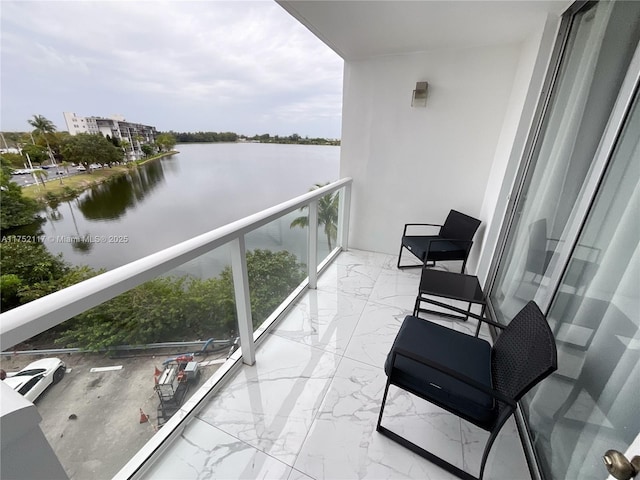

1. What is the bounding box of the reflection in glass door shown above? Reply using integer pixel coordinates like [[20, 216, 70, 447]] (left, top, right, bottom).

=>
[[526, 91, 639, 480], [490, 1, 640, 324]]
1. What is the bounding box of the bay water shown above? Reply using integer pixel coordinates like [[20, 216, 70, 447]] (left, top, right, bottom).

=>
[[40, 143, 340, 277]]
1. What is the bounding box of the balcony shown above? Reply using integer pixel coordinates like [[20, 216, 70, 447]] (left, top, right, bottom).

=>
[[124, 249, 530, 480], [1, 178, 531, 479]]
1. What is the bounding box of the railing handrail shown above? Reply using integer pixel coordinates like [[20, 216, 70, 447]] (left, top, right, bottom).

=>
[[0, 178, 352, 351]]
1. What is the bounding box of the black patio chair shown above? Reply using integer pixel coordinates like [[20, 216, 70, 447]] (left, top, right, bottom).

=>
[[377, 300, 557, 480], [397, 209, 481, 273]]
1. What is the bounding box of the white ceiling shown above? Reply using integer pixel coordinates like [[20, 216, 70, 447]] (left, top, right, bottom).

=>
[[278, 1, 568, 60]]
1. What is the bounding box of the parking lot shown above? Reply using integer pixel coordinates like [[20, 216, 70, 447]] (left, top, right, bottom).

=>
[[1, 350, 226, 479]]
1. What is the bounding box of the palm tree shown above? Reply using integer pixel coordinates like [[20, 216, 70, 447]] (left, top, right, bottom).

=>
[[121, 139, 131, 161], [32, 169, 48, 189], [28, 115, 57, 166], [290, 183, 340, 250]]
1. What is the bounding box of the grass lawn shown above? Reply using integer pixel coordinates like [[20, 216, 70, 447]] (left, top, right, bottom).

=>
[[21, 151, 178, 202], [22, 165, 130, 201]]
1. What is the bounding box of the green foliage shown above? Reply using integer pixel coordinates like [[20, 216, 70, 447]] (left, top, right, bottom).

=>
[[0, 241, 68, 284], [1, 274, 22, 307], [141, 144, 155, 157], [54, 249, 304, 350], [60, 133, 123, 167], [166, 131, 236, 143], [0, 171, 42, 230], [220, 249, 306, 326], [28, 115, 57, 136], [1, 152, 25, 168], [0, 241, 72, 310], [247, 133, 339, 146], [20, 143, 48, 165], [155, 133, 177, 151], [0, 132, 26, 148]]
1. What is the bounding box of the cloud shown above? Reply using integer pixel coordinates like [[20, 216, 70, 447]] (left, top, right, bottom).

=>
[[0, 1, 343, 137]]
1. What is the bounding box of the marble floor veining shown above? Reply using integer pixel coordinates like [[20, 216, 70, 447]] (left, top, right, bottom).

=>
[[143, 249, 531, 480]]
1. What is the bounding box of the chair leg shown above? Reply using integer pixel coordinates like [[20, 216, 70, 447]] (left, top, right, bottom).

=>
[[377, 380, 479, 480], [479, 426, 501, 480], [376, 379, 391, 431], [478, 410, 515, 480], [397, 243, 425, 269], [377, 422, 478, 480]]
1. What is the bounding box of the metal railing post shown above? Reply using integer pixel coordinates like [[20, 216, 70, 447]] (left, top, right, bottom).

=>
[[338, 184, 351, 250], [308, 200, 318, 289], [230, 235, 255, 365]]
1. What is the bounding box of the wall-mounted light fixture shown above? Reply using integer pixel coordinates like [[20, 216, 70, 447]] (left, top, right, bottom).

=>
[[411, 81, 428, 108]]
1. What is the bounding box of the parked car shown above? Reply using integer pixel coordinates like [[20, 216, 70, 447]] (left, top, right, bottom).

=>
[[76, 165, 86, 172], [3, 358, 66, 402]]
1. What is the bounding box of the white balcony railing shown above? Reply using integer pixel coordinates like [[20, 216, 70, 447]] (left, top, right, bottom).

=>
[[0, 178, 352, 479]]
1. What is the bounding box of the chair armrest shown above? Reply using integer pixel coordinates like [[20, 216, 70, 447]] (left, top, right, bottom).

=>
[[390, 347, 516, 408], [402, 223, 442, 236], [418, 296, 505, 331]]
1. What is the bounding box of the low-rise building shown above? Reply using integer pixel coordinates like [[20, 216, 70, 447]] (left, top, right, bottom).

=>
[[62, 112, 157, 160]]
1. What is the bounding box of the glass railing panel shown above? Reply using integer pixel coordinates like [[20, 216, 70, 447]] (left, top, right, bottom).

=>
[[0, 178, 352, 480], [0, 244, 242, 480], [244, 210, 308, 329], [315, 187, 340, 267]]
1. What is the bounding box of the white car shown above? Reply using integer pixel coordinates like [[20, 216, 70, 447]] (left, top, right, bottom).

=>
[[4, 358, 66, 402]]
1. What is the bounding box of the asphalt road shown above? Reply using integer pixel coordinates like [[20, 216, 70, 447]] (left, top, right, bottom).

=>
[[1, 351, 225, 480], [11, 168, 82, 187]]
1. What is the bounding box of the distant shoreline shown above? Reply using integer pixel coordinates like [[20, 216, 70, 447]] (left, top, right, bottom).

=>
[[22, 150, 179, 204]]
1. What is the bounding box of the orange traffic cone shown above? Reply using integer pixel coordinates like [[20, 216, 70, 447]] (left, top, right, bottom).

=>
[[139, 408, 149, 424]]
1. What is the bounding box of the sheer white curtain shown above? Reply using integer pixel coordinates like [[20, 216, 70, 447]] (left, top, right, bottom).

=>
[[562, 106, 640, 479], [493, 2, 617, 322], [529, 93, 640, 480]]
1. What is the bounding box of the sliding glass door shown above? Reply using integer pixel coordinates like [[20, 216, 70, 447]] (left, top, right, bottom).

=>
[[528, 89, 639, 480], [488, 1, 640, 479], [490, 1, 639, 325]]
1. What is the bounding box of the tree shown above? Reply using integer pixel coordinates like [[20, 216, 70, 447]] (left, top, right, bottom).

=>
[[290, 183, 340, 250], [120, 139, 131, 161], [27, 115, 57, 164], [28, 115, 57, 137], [1, 152, 25, 168], [52, 249, 304, 350], [155, 133, 176, 152], [220, 249, 305, 326], [0, 241, 74, 310], [141, 144, 154, 157], [60, 133, 123, 169], [32, 169, 48, 188], [0, 170, 41, 231], [20, 143, 48, 165]]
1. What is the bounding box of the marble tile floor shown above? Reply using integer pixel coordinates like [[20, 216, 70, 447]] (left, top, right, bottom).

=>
[[143, 249, 531, 480]]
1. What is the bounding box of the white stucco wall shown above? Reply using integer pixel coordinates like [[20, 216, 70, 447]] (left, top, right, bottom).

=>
[[339, 25, 559, 274], [340, 43, 524, 259]]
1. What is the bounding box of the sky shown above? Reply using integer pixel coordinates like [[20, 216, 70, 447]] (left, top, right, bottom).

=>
[[0, 1, 344, 138]]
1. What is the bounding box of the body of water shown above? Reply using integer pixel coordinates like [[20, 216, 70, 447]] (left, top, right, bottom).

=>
[[39, 143, 340, 275]]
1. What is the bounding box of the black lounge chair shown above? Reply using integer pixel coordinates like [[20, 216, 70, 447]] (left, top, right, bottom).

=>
[[397, 209, 481, 273], [377, 301, 557, 480]]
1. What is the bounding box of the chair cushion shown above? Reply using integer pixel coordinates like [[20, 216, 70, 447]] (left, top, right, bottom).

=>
[[402, 236, 467, 262], [384, 316, 496, 426]]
